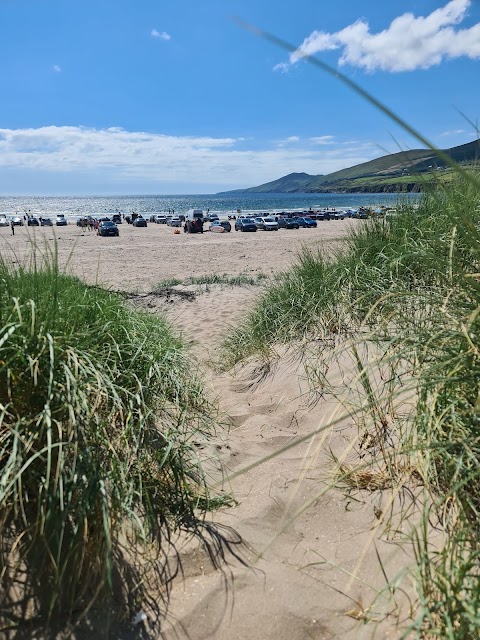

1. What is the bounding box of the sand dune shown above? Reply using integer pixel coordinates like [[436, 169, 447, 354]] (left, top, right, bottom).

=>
[[0, 221, 413, 638]]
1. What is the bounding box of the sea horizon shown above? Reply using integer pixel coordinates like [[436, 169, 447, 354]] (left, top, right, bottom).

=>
[[0, 192, 418, 216]]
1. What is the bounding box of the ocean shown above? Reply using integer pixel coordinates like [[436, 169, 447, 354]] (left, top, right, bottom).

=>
[[0, 193, 417, 218]]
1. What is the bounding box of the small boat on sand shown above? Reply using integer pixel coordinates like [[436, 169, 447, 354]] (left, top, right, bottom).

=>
[[209, 224, 225, 233]]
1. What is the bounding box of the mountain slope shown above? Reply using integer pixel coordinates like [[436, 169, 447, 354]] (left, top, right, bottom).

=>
[[219, 139, 480, 194], [219, 172, 319, 195]]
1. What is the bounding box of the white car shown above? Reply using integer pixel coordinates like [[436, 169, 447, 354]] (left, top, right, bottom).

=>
[[154, 215, 167, 224], [12, 216, 24, 226], [167, 217, 182, 227], [0, 215, 9, 227], [56, 214, 68, 226], [261, 217, 279, 231]]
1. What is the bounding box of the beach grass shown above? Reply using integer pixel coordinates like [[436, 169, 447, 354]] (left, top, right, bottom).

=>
[[0, 248, 228, 630], [223, 170, 480, 636], [154, 272, 268, 290]]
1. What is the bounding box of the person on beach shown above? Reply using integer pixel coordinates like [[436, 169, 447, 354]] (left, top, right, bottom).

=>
[[10, 221, 15, 236]]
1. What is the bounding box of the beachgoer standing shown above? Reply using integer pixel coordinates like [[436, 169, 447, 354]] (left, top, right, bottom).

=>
[[10, 221, 15, 236]]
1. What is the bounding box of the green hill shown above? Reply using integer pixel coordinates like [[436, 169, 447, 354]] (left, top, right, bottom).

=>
[[219, 139, 480, 194], [220, 172, 319, 194]]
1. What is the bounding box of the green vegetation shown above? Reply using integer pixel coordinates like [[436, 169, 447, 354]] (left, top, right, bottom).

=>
[[154, 272, 267, 290], [224, 173, 480, 636], [0, 251, 226, 630], [219, 172, 319, 194]]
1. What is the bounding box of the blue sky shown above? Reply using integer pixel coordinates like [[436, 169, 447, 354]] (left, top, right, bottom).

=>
[[1, 0, 479, 194]]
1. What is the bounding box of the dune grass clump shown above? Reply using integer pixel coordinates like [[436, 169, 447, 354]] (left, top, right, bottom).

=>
[[154, 272, 268, 290], [224, 173, 480, 636], [0, 253, 226, 629]]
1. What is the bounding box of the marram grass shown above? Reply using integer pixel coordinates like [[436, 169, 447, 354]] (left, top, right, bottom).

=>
[[224, 172, 480, 637], [0, 252, 226, 629]]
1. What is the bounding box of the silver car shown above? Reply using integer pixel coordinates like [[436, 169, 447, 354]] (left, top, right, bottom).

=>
[[261, 217, 279, 231]]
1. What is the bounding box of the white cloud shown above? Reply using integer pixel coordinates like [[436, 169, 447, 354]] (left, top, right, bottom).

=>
[[151, 29, 171, 40], [286, 136, 300, 142], [273, 62, 290, 74], [310, 136, 335, 145], [282, 0, 480, 72], [0, 125, 379, 189], [52, 65, 62, 73], [440, 128, 467, 136]]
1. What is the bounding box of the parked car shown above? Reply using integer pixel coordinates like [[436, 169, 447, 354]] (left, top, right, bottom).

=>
[[40, 217, 53, 226], [154, 215, 167, 224], [295, 217, 317, 228], [55, 214, 67, 226], [27, 217, 40, 226], [278, 217, 299, 230], [235, 218, 257, 232], [98, 221, 119, 237], [112, 213, 122, 224], [209, 220, 231, 232], [261, 217, 279, 231], [357, 209, 369, 219], [12, 216, 24, 226], [0, 215, 9, 227], [167, 217, 182, 227], [133, 217, 147, 227], [330, 210, 346, 220], [184, 210, 205, 234], [205, 213, 219, 223], [219, 220, 231, 232]]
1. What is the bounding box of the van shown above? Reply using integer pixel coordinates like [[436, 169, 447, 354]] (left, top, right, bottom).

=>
[[185, 209, 204, 234], [185, 209, 204, 222]]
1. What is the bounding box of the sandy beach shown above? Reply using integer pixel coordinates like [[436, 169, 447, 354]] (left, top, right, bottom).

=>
[[0, 219, 410, 639], [0, 219, 359, 292]]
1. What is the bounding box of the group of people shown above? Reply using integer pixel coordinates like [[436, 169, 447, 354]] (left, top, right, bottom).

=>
[[184, 218, 204, 233], [78, 218, 100, 231]]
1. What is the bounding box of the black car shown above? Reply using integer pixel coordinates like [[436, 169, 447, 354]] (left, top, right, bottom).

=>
[[235, 218, 257, 232], [98, 221, 119, 237], [133, 217, 147, 227], [27, 217, 40, 226], [278, 217, 299, 229], [295, 217, 318, 228]]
